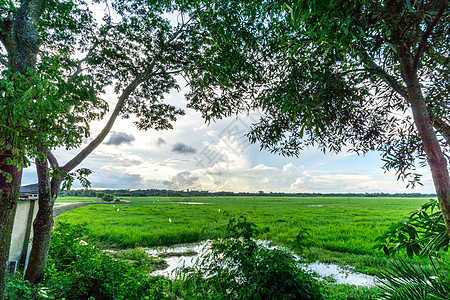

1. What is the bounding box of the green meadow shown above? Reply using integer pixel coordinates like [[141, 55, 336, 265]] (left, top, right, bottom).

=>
[[57, 196, 436, 275]]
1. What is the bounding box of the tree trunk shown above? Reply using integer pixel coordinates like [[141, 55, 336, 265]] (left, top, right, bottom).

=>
[[0, 0, 47, 296], [24, 154, 60, 284], [408, 85, 450, 237], [0, 153, 22, 300], [399, 50, 450, 238], [23, 47, 153, 284]]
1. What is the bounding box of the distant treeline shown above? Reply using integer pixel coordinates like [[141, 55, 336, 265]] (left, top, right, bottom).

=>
[[60, 189, 436, 198]]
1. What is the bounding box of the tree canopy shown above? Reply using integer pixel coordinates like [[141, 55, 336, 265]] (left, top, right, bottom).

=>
[[183, 0, 450, 235]]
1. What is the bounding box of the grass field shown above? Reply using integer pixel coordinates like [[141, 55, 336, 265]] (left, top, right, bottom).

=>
[[56, 196, 436, 276]]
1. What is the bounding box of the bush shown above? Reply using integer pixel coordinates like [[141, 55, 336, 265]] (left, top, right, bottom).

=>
[[377, 258, 450, 300], [45, 222, 169, 299], [171, 216, 324, 300], [5, 274, 46, 300], [375, 200, 450, 299], [102, 194, 115, 202]]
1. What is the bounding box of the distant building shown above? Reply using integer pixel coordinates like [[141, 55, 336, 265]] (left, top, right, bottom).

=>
[[8, 184, 39, 273]]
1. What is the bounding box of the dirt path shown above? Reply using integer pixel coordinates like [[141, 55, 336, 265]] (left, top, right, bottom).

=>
[[53, 201, 132, 218]]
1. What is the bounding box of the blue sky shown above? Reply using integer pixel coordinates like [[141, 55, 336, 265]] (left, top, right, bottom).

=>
[[21, 82, 436, 194]]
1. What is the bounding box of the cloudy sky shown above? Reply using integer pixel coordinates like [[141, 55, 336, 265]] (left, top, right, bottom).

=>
[[21, 78, 436, 194]]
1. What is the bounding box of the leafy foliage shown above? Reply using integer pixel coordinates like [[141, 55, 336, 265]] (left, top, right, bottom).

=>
[[172, 216, 324, 299], [45, 222, 169, 300], [375, 199, 448, 258], [0, 0, 108, 174], [377, 259, 450, 300], [375, 200, 450, 299], [184, 0, 450, 187], [4, 274, 45, 300]]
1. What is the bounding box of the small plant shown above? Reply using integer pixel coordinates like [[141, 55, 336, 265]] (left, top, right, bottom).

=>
[[375, 199, 448, 258], [377, 258, 450, 300], [172, 216, 324, 299], [375, 200, 450, 299], [5, 273, 47, 300]]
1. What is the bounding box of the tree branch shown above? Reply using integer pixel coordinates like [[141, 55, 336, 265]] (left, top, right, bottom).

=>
[[154, 68, 183, 76], [60, 72, 148, 172], [46, 151, 59, 168], [68, 41, 99, 81], [431, 115, 450, 146], [413, 2, 448, 71], [339, 68, 369, 76], [358, 50, 408, 99], [368, 61, 408, 99], [60, 19, 191, 173]]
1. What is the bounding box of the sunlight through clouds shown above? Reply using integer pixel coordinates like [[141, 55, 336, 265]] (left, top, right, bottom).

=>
[[21, 80, 435, 194]]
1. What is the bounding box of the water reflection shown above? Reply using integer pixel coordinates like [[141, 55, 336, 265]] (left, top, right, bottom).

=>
[[145, 241, 377, 286]]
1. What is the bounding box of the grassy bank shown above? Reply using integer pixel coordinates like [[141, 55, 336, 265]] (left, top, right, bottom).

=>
[[57, 196, 435, 275]]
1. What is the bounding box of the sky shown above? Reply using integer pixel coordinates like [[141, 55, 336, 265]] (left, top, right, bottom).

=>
[[21, 80, 436, 194]]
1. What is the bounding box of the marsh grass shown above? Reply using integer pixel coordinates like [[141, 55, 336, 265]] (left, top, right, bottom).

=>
[[57, 196, 440, 275]]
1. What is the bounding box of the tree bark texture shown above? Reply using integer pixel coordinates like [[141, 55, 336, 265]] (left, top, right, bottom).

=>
[[24, 154, 60, 284], [0, 153, 22, 300], [398, 47, 450, 239], [0, 0, 46, 296]]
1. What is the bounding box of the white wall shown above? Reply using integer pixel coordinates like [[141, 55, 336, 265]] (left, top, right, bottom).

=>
[[8, 198, 38, 272]]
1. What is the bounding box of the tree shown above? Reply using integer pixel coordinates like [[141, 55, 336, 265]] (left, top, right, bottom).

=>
[[19, 0, 247, 286], [0, 0, 203, 292], [185, 0, 450, 236], [0, 0, 106, 297], [21, 0, 194, 284]]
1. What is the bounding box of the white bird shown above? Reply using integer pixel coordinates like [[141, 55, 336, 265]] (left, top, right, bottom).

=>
[[117, 208, 119, 211], [169, 218, 172, 223], [218, 209, 221, 213]]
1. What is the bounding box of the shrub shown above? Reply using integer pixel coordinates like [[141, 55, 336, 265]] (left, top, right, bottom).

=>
[[377, 258, 450, 300], [102, 194, 115, 202], [375, 200, 450, 299], [5, 274, 46, 300], [45, 222, 169, 299], [171, 216, 324, 299]]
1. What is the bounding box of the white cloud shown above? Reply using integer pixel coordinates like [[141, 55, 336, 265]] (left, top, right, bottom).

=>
[[21, 78, 437, 194]]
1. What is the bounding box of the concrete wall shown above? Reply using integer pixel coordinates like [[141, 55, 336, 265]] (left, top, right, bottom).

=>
[[8, 198, 38, 273]]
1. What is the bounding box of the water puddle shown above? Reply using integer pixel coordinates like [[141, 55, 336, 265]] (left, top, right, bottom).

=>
[[304, 205, 324, 207], [145, 241, 377, 286], [146, 242, 209, 276], [306, 262, 375, 286]]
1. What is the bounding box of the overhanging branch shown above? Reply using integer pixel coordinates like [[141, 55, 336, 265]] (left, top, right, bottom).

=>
[[60, 72, 148, 173], [413, 2, 448, 71], [360, 51, 408, 99], [60, 17, 191, 173], [68, 41, 99, 81], [46, 151, 59, 168], [368, 61, 408, 99]]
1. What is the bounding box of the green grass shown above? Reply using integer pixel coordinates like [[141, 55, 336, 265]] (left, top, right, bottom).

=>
[[56, 196, 437, 275]]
